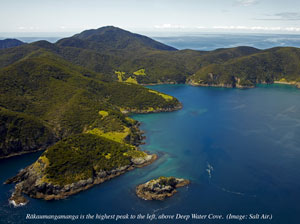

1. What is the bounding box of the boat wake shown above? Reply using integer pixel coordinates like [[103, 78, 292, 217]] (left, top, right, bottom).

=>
[[206, 163, 214, 179]]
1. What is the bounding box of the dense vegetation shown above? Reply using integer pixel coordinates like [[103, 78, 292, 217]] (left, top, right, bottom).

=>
[[2, 27, 299, 88], [0, 108, 55, 157], [42, 134, 134, 185], [0, 27, 262, 84], [0, 42, 180, 158], [190, 47, 300, 87]]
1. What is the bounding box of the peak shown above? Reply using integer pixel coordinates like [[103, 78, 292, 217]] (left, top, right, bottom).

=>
[[97, 26, 122, 31], [57, 26, 177, 51], [73, 26, 129, 40]]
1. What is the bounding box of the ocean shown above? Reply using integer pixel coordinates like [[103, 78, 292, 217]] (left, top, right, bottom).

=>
[[1, 84, 300, 223], [2, 32, 300, 50], [152, 33, 300, 50]]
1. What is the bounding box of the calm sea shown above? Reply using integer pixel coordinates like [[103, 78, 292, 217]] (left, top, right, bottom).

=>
[[152, 33, 300, 50], [1, 84, 300, 223]]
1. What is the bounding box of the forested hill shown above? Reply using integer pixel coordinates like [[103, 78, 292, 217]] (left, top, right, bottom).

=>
[[189, 47, 300, 88], [57, 26, 177, 52]]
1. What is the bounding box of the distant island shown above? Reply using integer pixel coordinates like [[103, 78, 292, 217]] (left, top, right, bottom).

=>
[[1, 26, 300, 206], [0, 38, 24, 49]]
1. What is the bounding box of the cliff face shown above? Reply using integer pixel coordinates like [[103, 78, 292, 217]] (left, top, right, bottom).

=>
[[6, 154, 157, 203], [187, 73, 255, 89], [0, 109, 56, 159]]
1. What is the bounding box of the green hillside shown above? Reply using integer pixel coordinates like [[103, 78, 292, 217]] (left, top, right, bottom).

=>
[[0, 28, 264, 85], [57, 26, 177, 52], [189, 47, 300, 88], [0, 108, 55, 158], [0, 48, 180, 158], [55, 27, 261, 84]]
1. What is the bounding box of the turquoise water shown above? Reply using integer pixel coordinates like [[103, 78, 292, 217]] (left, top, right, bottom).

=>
[[1, 84, 300, 223]]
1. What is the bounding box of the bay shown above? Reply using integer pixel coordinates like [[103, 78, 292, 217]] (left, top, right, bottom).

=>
[[1, 84, 300, 223]]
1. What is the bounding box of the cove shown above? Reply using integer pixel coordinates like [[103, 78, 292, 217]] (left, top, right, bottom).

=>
[[1, 84, 300, 224]]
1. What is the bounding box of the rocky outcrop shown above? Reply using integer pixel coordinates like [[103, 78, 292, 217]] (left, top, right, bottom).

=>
[[136, 177, 190, 200], [187, 77, 255, 89], [9, 184, 28, 207], [5, 153, 157, 206], [122, 103, 183, 114], [274, 81, 300, 89]]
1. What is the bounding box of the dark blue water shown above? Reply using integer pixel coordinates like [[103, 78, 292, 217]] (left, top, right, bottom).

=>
[[1, 84, 300, 224]]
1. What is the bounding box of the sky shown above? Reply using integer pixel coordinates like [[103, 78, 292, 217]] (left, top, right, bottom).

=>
[[1, 0, 300, 35]]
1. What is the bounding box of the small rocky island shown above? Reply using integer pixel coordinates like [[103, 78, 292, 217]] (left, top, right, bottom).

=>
[[136, 177, 190, 200]]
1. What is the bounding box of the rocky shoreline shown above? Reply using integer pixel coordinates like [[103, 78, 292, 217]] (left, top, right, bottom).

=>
[[121, 103, 183, 115], [136, 177, 190, 200], [187, 79, 300, 89], [274, 81, 300, 88], [5, 153, 157, 206], [186, 79, 255, 89]]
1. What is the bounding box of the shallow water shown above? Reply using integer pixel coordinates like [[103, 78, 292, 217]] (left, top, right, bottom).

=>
[[1, 84, 300, 224]]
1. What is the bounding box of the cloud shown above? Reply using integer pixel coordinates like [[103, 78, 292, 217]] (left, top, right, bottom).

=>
[[257, 12, 300, 21], [153, 24, 300, 33], [154, 24, 207, 30], [17, 26, 39, 31], [196, 26, 206, 29], [235, 0, 258, 6], [212, 25, 300, 32], [154, 24, 186, 29]]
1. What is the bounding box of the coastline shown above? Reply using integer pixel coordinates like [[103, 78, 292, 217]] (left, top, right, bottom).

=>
[[274, 81, 300, 88], [6, 153, 158, 205], [146, 80, 300, 90], [122, 103, 183, 115]]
